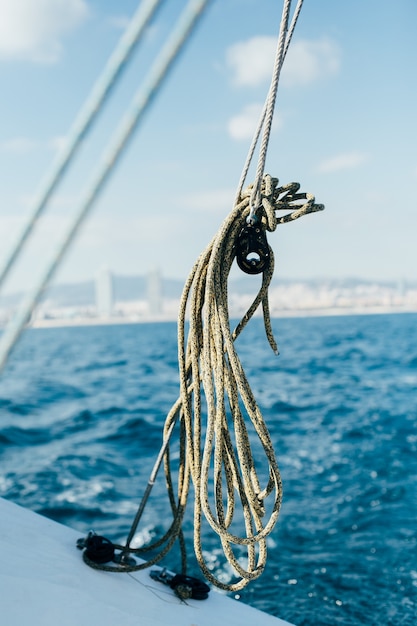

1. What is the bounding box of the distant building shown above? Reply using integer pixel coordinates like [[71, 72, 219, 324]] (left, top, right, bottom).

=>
[[147, 267, 162, 316], [95, 267, 114, 317]]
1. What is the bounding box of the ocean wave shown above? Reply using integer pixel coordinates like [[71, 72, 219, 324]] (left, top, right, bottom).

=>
[[0, 314, 416, 625]]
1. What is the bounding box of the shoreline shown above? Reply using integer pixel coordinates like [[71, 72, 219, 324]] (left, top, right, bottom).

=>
[[24, 305, 417, 329]]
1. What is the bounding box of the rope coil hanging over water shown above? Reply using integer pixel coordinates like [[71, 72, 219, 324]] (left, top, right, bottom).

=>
[[80, 176, 323, 591], [79, 0, 324, 592], [168, 175, 324, 590], [167, 0, 324, 588]]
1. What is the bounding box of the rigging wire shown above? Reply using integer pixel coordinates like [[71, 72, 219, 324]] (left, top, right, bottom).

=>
[[0, 0, 211, 373], [233, 0, 305, 221], [0, 0, 165, 294]]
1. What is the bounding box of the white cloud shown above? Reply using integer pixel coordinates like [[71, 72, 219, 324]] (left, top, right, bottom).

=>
[[48, 135, 68, 152], [226, 36, 276, 87], [281, 38, 340, 87], [0, 137, 37, 154], [0, 134, 68, 155], [180, 188, 236, 212], [228, 103, 263, 140], [227, 103, 283, 141], [226, 36, 340, 88], [107, 15, 131, 31], [317, 152, 369, 173], [0, 0, 89, 63]]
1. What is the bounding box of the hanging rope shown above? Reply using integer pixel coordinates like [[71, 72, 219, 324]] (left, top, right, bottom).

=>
[[78, 0, 324, 592], [171, 175, 323, 591], [168, 3, 318, 590], [79, 175, 323, 590]]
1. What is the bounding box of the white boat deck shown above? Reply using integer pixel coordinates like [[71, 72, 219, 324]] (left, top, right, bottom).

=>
[[0, 497, 295, 626]]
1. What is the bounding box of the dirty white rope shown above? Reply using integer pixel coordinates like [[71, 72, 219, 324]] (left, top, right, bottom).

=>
[[80, 176, 323, 590], [80, 0, 323, 592], [164, 175, 324, 590], [167, 1, 312, 589]]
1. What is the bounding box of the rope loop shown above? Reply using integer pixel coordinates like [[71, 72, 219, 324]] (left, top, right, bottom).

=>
[[76, 1, 324, 594], [78, 174, 323, 592], [241, 174, 324, 233], [156, 174, 322, 591]]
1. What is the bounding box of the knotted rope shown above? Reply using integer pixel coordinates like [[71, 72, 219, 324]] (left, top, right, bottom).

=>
[[80, 176, 323, 592], [165, 174, 323, 590], [80, 0, 325, 592]]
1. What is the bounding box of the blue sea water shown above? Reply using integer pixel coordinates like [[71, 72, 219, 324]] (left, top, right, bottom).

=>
[[0, 313, 416, 625]]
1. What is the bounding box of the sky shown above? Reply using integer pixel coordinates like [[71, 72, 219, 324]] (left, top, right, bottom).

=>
[[0, 0, 416, 295]]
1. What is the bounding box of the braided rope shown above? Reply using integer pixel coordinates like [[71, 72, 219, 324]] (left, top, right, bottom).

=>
[[80, 0, 324, 591], [81, 176, 323, 590], [174, 175, 323, 590]]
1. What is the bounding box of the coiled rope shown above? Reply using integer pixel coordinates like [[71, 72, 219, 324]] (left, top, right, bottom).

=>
[[80, 0, 324, 592], [81, 176, 323, 590], [169, 175, 324, 591], [159, 0, 321, 590]]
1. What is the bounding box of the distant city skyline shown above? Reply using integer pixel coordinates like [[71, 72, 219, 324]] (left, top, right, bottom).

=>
[[95, 266, 114, 317], [2, 271, 416, 329], [147, 267, 163, 316]]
